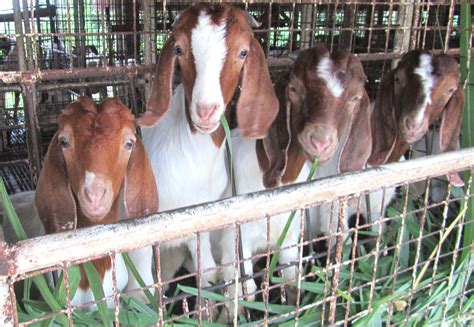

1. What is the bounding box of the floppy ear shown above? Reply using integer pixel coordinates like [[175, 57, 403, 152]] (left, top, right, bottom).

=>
[[124, 138, 159, 218], [262, 77, 291, 188], [339, 92, 372, 173], [137, 37, 177, 128], [35, 133, 77, 234], [237, 37, 278, 139], [439, 87, 465, 187], [368, 70, 399, 166]]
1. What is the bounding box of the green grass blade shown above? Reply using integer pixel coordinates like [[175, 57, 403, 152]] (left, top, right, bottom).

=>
[[121, 252, 158, 311], [82, 262, 110, 326], [269, 158, 318, 280]]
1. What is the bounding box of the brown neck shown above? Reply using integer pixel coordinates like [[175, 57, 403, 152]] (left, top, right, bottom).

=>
[[281, 140, 308, 184], [256, 137, 308, 186]]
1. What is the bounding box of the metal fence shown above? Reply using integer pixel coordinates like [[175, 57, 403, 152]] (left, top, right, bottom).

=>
[[0, 0, 472, 326], [0, 148, 473, 326], [0, 0, 469, 192]]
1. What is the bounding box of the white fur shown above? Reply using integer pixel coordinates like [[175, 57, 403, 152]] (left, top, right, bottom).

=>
[[84, 171, 96, 189], [317, 56, 344, 98], [190, 12, 228, 132], [413, 54, 434, 123], [410, 129, 452, 202], [72, 254, 128, 311], [142, 85, 228, 289], [216, 129, 309, 320]]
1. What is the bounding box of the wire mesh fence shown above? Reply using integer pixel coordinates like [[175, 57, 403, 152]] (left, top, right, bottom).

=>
[[0, 0, 469, 191], [0, 148, 473, 326], [0, 1, 472, 326]]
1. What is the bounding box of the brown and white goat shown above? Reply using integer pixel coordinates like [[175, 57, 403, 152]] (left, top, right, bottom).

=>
[[137, 3, 278, 292], [369, 50, 464, 182], [35, 96, 158, 308], [216, 44, 371, 320], [353, 50, 465, 234]]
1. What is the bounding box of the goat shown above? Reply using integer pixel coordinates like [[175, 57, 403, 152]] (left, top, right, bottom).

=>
[[217, 44, 371, 321], [354, 50, 465, 234], [34, 96, 158, 309], [136, 3, 278, 294], [1, 191, 44, 244]]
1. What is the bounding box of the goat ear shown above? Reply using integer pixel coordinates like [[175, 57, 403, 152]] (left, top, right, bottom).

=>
[[137, 37, 177, 128], [124, 138, 159, 218], [237, 37, 278, 139], [339, 92, 372, 173], [35, 133, 77, 234], [368, 70, 399, 166], [439, 87, 465, 187], [262, 78, 291, 188]]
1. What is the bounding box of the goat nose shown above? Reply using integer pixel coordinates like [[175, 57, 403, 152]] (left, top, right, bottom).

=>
[[84, 183, 106, 204], [197, 103, 219, 121], [404, 117, 421, 131], [311, 135, 332, 153]]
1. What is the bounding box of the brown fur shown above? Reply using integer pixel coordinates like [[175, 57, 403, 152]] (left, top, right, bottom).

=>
[[260, 44, 372, 188], [35, 96, 159, 289], [137, 4, 278, 142]]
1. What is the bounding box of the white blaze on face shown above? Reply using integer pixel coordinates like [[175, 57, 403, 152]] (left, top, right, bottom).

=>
[[413, 53, 434, 123], [84, 171, 96, 189], [190, 12, 227, 125], [316, 56, 344, 98]]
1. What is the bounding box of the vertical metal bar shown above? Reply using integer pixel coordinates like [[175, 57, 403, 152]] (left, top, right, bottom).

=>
[[143, 0, 155, 103], [133, 0, 137, 63], [62, 262, 74, 326], [13, 0, 26, 72], [328, 198, 346, 325], [344, 195, 362, 327], [392, 180, 429, 324], [410, 1, 421, 51], [288, 2, 296, 53], [367, 187, 387, 313], [154, 243, 164, 327], [22, 81, 42, 183], [0, 241, 14, 327], [109, 253, 120, 326], [321, 201, 336, 325], [329, 2, 337, 53], [443, 0, 455, 51], [366, 0, 376, 54], [263, 215, 271, 327], [293, 208, 305, 326], [21, 0, 34, 70], [393, 0, 415, 68], [196, 232, 202, 324], [421, 2, 431, 49], [233, 225, 240, 327], [266, 2, 272, 57], [441, 177, 469, 322]]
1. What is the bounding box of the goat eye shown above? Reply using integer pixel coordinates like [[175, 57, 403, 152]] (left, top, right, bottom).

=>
[[125, 139, 135, 150], [59, 137, 69, 148], [448, 87, 456, 95], [239, 49, 248, 59], [175, 46, 183, 56]]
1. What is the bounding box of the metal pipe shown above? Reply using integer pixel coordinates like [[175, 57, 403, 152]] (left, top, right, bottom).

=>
[[7, 147, 474, 276]]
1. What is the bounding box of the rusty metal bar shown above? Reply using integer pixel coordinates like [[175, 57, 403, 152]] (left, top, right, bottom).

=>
[[21, 81, 42, 183], [6, 148, 474, 277], [0, 241, 14, 327]]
